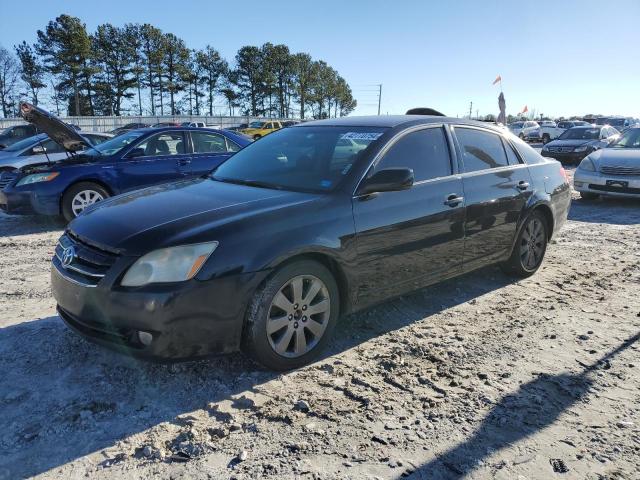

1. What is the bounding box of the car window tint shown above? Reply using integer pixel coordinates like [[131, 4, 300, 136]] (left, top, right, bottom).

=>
[[455, 127, 509, 172], [192, 131, 228, 154], [85, 134, 109, 145], [503, 139, 521, 165], [226, 138, 241, 152], [376, 127, 452, 182], [136, 132, 185, 157], [41, 139, 65, 154]]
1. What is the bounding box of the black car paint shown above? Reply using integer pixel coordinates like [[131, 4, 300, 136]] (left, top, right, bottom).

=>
[[52, 116, 571, 361]]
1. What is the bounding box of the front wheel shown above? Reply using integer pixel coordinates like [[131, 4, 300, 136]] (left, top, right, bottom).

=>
[[542, 134, 551, 144], [61, 182, 109, 222], [243, 260, 339, 370], [501, 211, 548, 277]]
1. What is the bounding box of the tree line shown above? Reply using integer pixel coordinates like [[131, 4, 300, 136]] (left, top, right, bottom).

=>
[[0, 14, 357, 119]]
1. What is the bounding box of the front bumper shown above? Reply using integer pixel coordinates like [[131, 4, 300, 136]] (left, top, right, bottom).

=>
[[541, 150, 590, 164], [574, 170, 640, 198], [52, 255, 270, 361], [0, 187, 61, 215]]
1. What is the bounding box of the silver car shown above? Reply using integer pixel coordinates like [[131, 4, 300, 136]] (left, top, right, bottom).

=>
[[574, 127, 640, 199], [0, 132, 111, 172]]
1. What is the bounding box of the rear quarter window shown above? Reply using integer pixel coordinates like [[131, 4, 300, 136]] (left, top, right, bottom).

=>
[[509, 134, 545, 164]]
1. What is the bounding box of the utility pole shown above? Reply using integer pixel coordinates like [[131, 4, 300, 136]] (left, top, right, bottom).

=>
[[469, 101, 473, 119], [377, 84, 382, 115]]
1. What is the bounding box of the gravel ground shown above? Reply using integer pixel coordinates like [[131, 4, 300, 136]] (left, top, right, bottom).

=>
[[0, 167, 639, 480]]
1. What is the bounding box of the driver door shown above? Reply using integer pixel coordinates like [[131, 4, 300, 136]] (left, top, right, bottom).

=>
[[117, 131, 191, 192]]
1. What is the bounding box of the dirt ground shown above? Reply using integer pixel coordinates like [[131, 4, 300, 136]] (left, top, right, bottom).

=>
[[0, 167, 639, 480]]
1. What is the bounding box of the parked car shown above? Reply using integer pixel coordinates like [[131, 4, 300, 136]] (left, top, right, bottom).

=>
[[508, 121, 539, 141], [0, 132, 112, 172], [541, 125, 620, 164], [0, 124, 40, 149], [226, 123, 249, 132], [152, 122, 181, 128], [109, 123, 149, 135], [0, 103, 251, 221], [604, 117, 635, 132], [241, 120, 282, 140], [49, 114, 570, 370], [537, 120, 591, 144], [574, 127, 640, 200], [181, 121, 206, 128]]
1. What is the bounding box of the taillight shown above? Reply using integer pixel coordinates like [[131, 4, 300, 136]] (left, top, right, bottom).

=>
[[559, 166, 568, 183]]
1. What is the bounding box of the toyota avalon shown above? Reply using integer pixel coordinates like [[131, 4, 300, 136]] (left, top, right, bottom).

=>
[[51, 114, 571, 370]]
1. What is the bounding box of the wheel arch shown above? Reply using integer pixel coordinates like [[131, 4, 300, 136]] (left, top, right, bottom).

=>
[[531, 202, 554, 240], [59, 178, 115, 209]]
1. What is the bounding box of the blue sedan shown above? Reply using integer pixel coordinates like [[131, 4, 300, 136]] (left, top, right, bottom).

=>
[[0, 105, 251, 221]]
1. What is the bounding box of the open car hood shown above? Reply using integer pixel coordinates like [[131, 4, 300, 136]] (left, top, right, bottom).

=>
[[19, 102, 90, 152]]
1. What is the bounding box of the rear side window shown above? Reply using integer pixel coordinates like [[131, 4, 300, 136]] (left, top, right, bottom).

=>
[[503, 140, 521, 165], [376, 127, 452, 182], [510, 134, 545, 164], [191, 131, 228, 154], [455, 127, 509, 172]]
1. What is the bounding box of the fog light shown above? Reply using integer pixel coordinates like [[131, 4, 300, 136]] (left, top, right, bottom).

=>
[[137, 331, 153, 346]]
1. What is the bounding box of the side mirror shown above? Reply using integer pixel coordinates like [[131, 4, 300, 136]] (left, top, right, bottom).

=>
[[358, 167, 414, 195], [32, 145, 46, 154], [126, 147, 145, 159]]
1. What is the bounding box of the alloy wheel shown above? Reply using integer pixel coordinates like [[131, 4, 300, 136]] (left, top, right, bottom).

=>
[[266, 274, 330, 358], [519, 218, 545, 270], [71, 190, 104, 216]]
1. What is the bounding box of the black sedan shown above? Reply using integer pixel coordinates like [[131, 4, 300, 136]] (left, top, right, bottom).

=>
[[51, 115, 571, 370], [541, 125, 620, 164]]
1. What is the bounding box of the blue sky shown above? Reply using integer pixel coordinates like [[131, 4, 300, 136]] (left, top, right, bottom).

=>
[[1, 0, 638, 118]]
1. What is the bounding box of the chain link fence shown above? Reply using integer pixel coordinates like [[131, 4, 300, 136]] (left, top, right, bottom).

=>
[[0, 115, 299, 132]]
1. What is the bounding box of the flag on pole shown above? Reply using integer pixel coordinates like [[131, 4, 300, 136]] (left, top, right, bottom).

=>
[[492, 75, 502, 85], [520, 105, 528, 114]]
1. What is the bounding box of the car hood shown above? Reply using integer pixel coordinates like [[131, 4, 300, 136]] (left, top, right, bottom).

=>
[[69, 177, 319, 255], [546, 138, 597, 148], [19, 102, 90, 152], [588, 148, 640, 167]]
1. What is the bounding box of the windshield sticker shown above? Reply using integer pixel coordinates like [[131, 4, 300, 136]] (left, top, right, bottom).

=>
[[339, 132, 383, 141], [320, 180, 333, 188]]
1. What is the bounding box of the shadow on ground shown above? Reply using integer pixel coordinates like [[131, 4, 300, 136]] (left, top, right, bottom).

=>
[[407, 331, 640, 479], [0, 213, 65, 237], [0, 266, 514, 478], [568, 196, 640, 225]]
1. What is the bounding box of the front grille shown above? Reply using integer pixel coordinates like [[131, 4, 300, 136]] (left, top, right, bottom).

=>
[[0, 171, 18, 189], [601, 165, 640, 176], [53, 232, 119, 287], [589, 184, 640, 195], [549, 146, 574, 153]]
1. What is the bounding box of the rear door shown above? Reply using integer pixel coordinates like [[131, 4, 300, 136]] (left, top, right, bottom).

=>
[[117, 131, 191, 192], [188, 130, 239, 176], [451, 126, 533, 270], [353, 125, 465, 303]]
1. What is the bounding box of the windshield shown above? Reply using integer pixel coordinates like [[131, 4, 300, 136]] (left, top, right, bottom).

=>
[[248, 121, 265, 128], [608, 118, 625, 127], [92, 130, 146, 155], [0, 134, 43, 152], [212, 126, 387, 193], [558, 127, 600, 140], [610, 128, 640, 148]]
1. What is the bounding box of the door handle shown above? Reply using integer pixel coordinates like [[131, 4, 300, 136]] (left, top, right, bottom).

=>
[[177, 158, 191, 166], [444, 194, 464, 207], [516, 181, 530, 190]]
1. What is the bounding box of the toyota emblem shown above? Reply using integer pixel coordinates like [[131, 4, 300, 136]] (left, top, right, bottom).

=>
[[61, 246, 76, 268]]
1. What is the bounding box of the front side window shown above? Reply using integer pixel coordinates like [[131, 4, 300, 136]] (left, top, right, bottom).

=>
[[213, 126, 386, 193], [248, 121, 265, 129], [191, 131, 228, 154], [94, 130, 146, 156], [455, 127, 509, 172], [135, 132, 185, 157], [375, 127, 452, 182], [611, 128, 640, 148]]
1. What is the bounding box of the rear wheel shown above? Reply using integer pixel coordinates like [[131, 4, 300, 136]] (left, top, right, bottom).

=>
[[519, 132, 525, 140], [61, 182, 109, 222], [580, 192, 599, 201], [243, 260, 339, 370], [501, 211, 548, 277]]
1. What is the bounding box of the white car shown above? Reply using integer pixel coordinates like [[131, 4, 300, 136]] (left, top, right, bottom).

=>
[[538, 120, 591, 144], [0, 132, 111, 171], [573, 127, 640, 199], [508, 121, 540, 141], [181, 121, 207, 128]]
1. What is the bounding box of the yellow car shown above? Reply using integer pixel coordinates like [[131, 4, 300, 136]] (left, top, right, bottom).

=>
[[241, 120, 282, 140]]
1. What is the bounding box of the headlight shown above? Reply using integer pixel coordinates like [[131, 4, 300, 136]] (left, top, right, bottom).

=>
[[121, 242, 219, 287], [16, 172, 60, 186], [574, 145, 592, 152], [578, 157, 596, 172]]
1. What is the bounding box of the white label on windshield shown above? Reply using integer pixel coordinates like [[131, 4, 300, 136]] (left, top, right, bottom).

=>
[[339, 132, 383, 141]]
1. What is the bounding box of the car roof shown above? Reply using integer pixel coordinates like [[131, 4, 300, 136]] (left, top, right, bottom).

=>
[[294, 115, 500, 130]]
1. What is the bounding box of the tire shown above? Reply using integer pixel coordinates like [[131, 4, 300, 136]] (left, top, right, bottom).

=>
[[519, 132, 525, 140], [242, 260, 339, 370], [61, 182, 110, 222], [253, 134, 262, 140], [501, 211, 548, 277], [580, 192, 599, 201], [542, 134, 550, 144]]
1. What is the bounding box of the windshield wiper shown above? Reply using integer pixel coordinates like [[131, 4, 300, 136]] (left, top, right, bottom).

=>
[[213, 177, 284, 190]]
